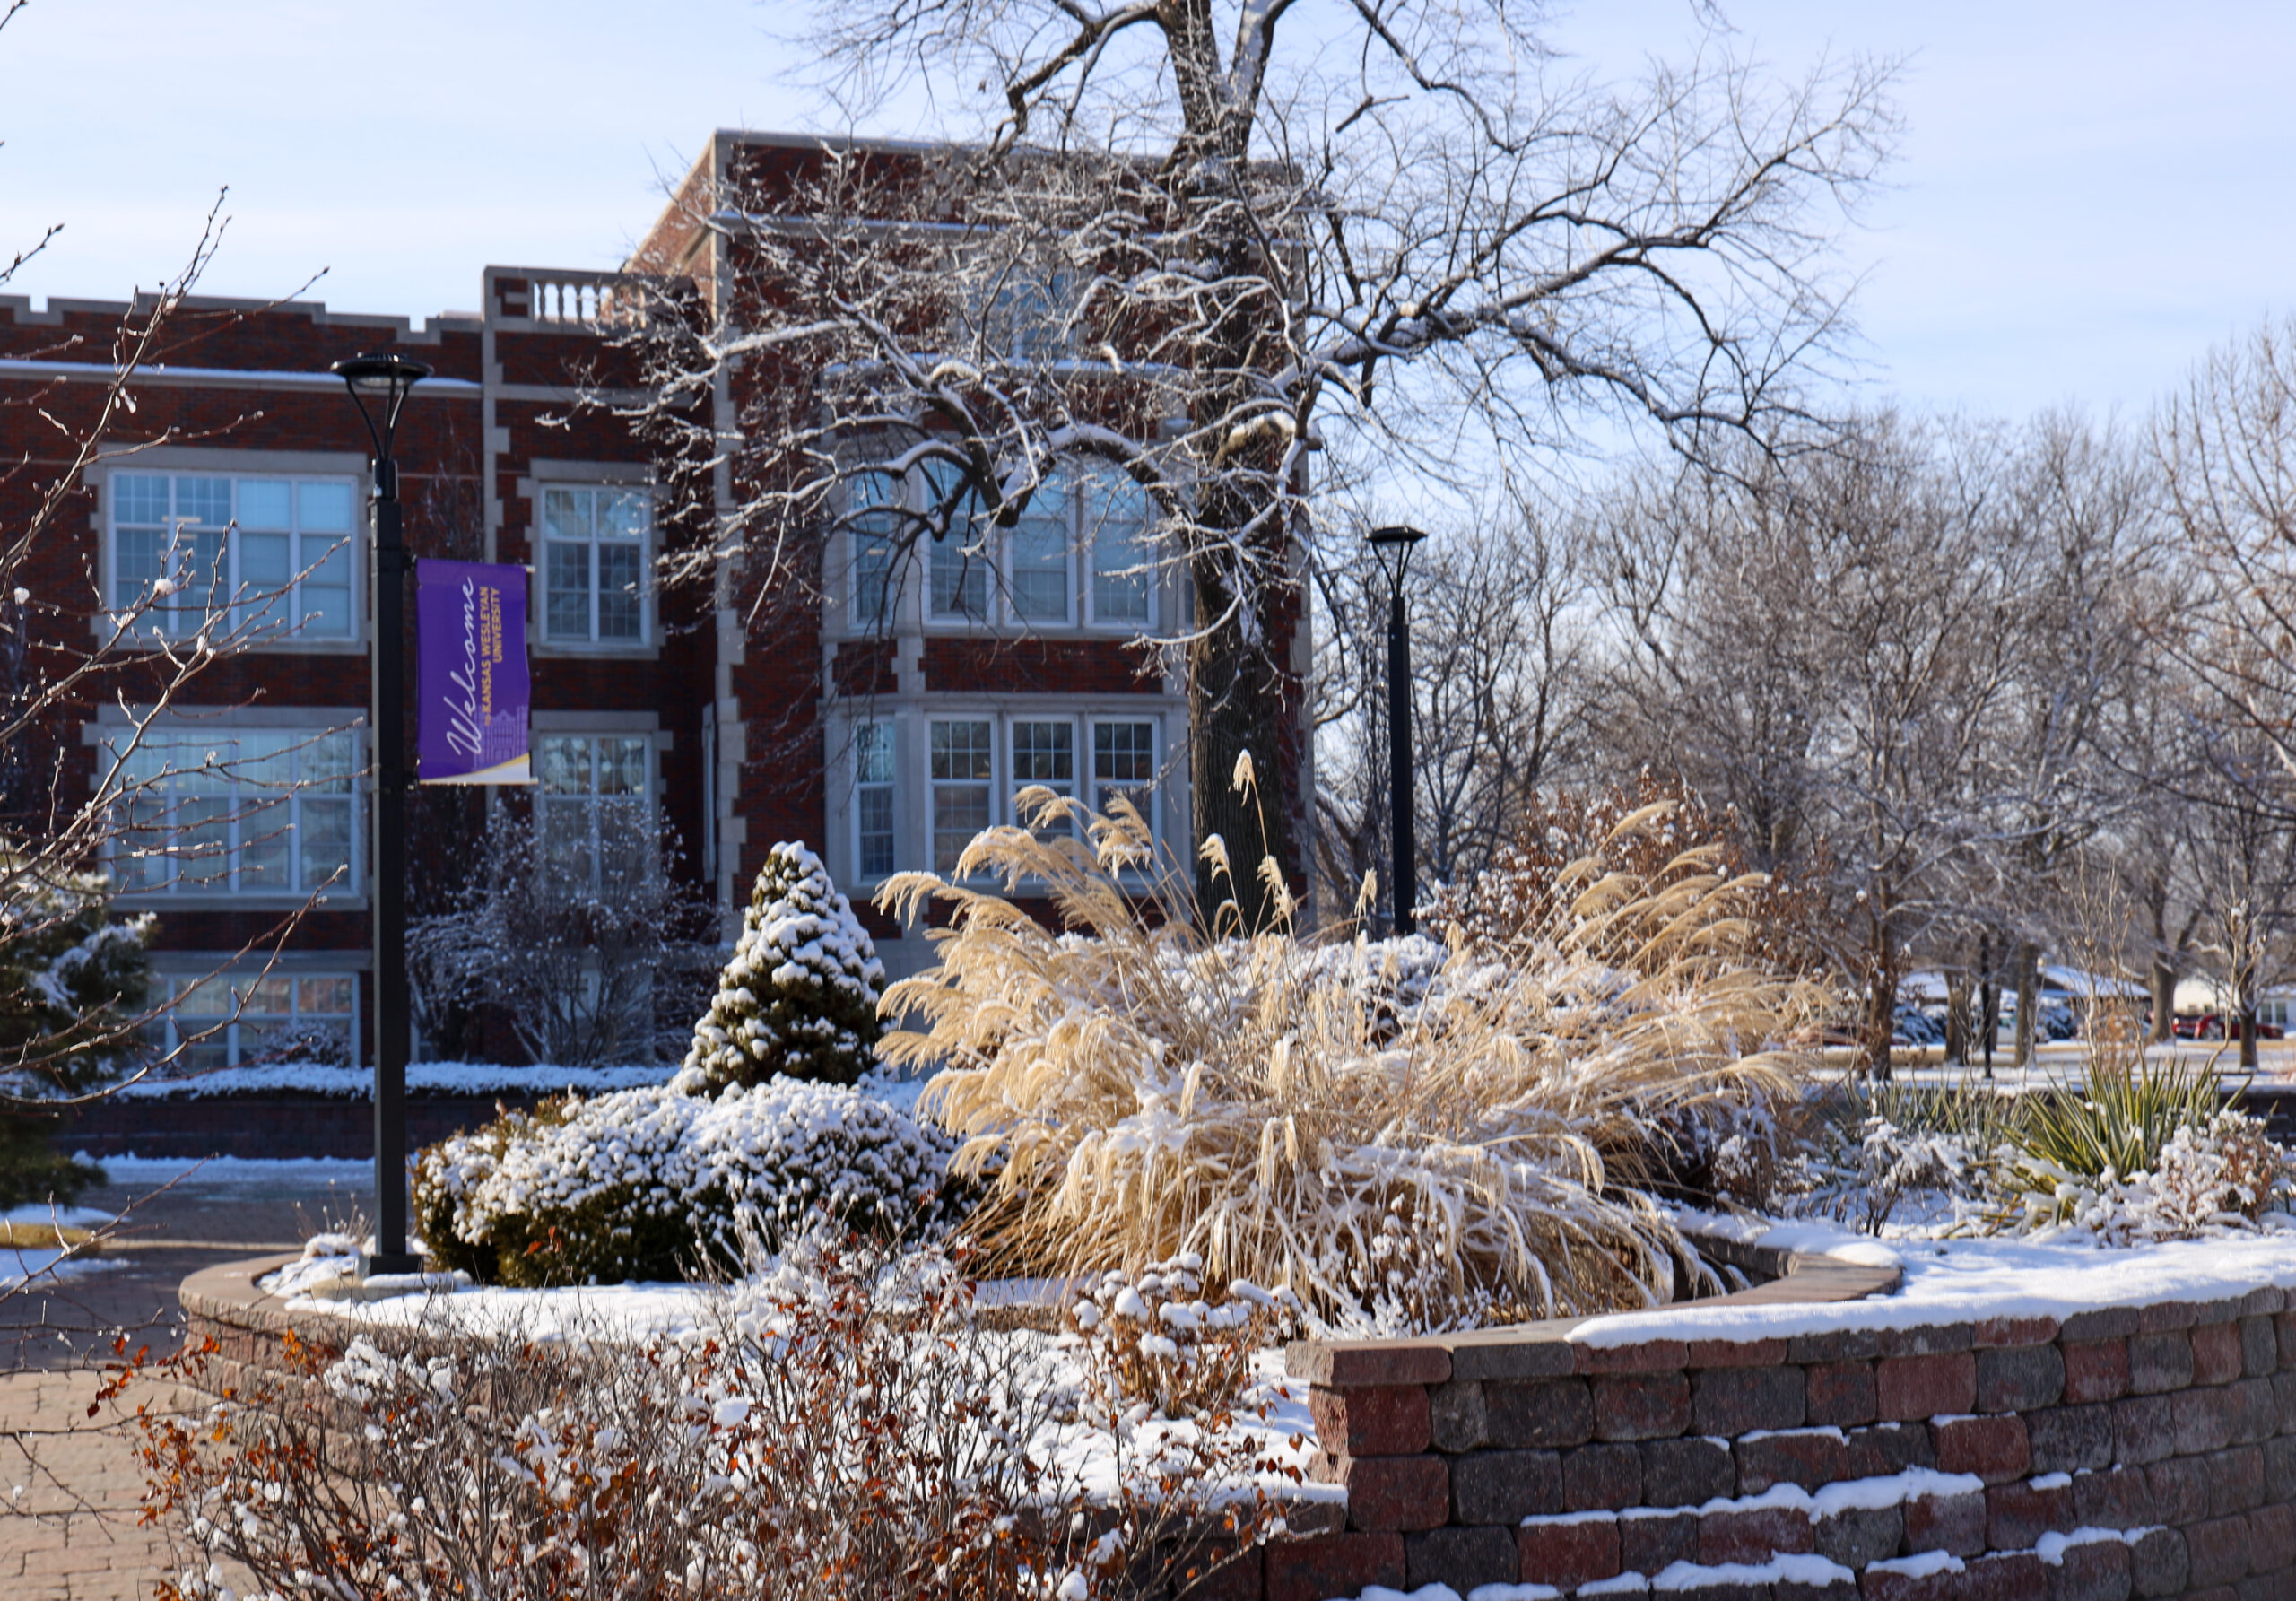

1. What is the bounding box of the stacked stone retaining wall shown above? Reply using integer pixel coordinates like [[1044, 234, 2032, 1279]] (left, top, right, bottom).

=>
[[178, 1242, 2296, 1601]]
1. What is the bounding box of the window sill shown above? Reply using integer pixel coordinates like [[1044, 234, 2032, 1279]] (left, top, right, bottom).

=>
[[86, 628, 369, 656], [117, 893, 370, 912], [531, 640, 661, 661]]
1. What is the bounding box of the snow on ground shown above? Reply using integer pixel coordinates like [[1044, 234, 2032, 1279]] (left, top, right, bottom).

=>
[[1579, 1209, 2296, 1347], [0, 1248, 124, 1288], [112, 1062, 676, 1099], [0, 1203, 113, 1229], [80, 1154, 372, 1188]]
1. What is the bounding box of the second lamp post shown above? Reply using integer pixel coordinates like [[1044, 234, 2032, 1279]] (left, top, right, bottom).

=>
[[1369, 525, 1427, 935]]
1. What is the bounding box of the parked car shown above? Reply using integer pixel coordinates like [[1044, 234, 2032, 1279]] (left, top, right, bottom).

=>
[[2175, 1012, 2284, 1041], [1892, 1005, 1944, 1048]]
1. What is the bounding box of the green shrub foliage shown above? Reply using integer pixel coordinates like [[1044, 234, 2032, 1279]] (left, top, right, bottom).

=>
[[413, 1079, 968, 1286], [676, 841, 884, 1092]]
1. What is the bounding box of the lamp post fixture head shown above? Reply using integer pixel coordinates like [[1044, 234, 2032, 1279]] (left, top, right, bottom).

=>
[[332, 352, 430, 497], [1368, 523, 1429, 598]]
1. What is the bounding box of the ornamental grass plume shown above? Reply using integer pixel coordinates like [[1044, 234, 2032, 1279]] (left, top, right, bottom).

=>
[[878, 772, 1830, 1333]]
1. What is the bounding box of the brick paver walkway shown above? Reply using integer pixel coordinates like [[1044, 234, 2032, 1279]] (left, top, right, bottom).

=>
[[1, 1165, 354, 1598]]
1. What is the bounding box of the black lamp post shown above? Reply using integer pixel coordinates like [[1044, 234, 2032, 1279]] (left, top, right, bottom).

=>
[[1368, 525, 1429, 935], [333, 351, 429, 1276]]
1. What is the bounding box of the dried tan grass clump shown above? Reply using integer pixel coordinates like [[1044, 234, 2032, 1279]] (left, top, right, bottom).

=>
[[878, 783, 1828, 1333]]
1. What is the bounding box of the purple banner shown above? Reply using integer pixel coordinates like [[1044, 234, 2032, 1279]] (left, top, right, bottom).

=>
[[417, 560, 531, 785]]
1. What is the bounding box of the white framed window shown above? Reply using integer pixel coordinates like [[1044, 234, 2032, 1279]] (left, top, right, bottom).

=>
[[152, 972, 357, 1073], [1092, 718, 1160, 836], [1010, 718, 1075, 839], [540, 485, 651, 646], [110, 726, 360, 899], [848, 471, 904, 629], [929, 718, 995, 874], [856, 720, 898, 878], [535, 733, 655, 885], [1084, 466, 1155, 626], [864, 457, 1156, 631], [900, 711, 1165, 876], [110, 471, 358, 641]]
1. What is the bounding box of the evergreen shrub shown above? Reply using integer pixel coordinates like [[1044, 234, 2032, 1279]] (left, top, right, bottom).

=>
[[674, 841, 884, 1092], [413, 1078, 966, 1286]]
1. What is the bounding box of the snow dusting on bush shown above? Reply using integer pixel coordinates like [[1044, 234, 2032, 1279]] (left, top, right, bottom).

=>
[[414, 1078, 966, 1286], [675, 840, 885, 1092]]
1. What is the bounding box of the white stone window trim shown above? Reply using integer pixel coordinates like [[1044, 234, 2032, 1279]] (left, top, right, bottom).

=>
[[836, 457, 1162, 637], [523, 462, 660, 658], [831, 704, 1176, 889], [91, 706, 368, 910], [87, 447, 370, 656], [146, 959, 363, 1073]]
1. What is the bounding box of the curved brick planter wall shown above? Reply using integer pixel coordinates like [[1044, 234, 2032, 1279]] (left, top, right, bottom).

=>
[[180, 1238, 2291, 1601]]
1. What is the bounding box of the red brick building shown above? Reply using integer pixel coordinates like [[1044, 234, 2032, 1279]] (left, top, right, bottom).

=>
[[0, 130, 1292, 1067]]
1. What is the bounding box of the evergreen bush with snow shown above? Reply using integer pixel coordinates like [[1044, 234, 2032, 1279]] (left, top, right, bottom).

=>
[[675, 841, 885, 1093], [413, 1077, 967, 1287], [0, 844, 151, 1207]]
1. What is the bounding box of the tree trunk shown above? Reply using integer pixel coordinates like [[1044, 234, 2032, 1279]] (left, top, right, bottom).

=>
[[1189, 548, 1299, 934], [1944, 968, 1971, 1066], [2149, 953, 2176, 1044], [1865, 905, 1898, 1081], [2014, 939, 2040, 1068]]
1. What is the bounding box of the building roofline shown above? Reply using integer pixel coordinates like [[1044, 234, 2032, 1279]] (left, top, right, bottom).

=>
[[0, 291, 482, 340]]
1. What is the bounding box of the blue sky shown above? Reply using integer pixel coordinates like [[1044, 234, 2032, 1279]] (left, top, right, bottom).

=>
[[5, 1, 2292, 423]]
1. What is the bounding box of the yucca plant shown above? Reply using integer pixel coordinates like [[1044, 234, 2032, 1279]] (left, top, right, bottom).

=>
[[877, 767, 1831, 1332], [2004, 1052, 2233, 1196]]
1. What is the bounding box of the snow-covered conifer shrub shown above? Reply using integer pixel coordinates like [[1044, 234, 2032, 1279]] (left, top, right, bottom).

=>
[[881, 777, 1829, 1332], [413, 1078, 966, 1286], [674, 840, 885, 1093], [0, 844, 151, 1207]]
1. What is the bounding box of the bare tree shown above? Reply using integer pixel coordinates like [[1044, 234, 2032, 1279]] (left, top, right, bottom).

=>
[[622, 3, 1894, 925]]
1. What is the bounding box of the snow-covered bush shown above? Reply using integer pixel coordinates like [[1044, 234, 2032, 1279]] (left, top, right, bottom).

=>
[[0, 844, 150, 1207], [2008, 1107, 2296, 1243], [1783, 1079, 2008, 1234], [882, 780, 1828, 1332], [141, 1236, 1292, 1601], [1061, 1255, 1300, 1421], [413, 1078, 966, 1286], [675, 840, 885, 1093]]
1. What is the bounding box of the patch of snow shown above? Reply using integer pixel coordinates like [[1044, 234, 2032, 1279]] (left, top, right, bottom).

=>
[[76, 1154, 372, 1187], [2029, 1473, 2073, 1492], [1574, 1576, 1652, 1597], [0, 1249, 123, 1288], [2034, 1527, 2150, 1564], [0, 1204, 111, 1228], [1651, 1555, 1853, 1592], [1576, 1226, 2296, 1347], [114, 1062, 676, 1099], [1867, 1551, 1966, 1579]]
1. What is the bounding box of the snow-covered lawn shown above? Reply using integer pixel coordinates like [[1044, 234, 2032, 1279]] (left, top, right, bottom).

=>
[[110, 1062, 678, 1099]]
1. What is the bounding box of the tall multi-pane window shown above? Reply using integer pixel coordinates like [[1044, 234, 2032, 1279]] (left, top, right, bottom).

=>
[[930, 719, 994, 873], [535, 734, 653, 884], [112, 727, 359, 896], [111, 472, 357, 640], [152, 973, 357, 1072], [1010, 720, 1074, 838], [1086, 466, 1154, 625], [849, 472, 902, 628], [923, 460, 990, 622], [1009, 474, 1072, 622], [856, 721, 897, 877], [1093, 720, 1159, 834], [541, 486, 650, 645]]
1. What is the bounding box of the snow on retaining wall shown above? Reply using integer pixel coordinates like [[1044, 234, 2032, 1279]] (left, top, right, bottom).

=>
[[1261, 1239, 2284, 1601]]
